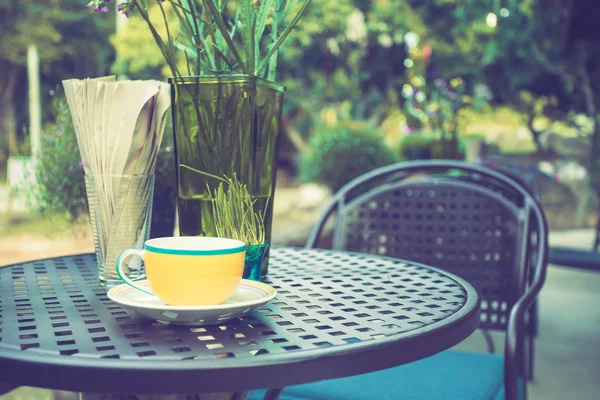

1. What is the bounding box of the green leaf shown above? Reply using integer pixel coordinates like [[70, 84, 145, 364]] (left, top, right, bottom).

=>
[[204, 0, 247, 73], [255, 0, 275, 48], [266, 16, 278, 80], [174, 37, 198, 60], [171, 2, 195, 39], [240, 0, 255, 71], [189, 126, 199, 142], [219, 0, 231, 11], [174, 0, 204, 73], [212, 44, 235, 70], [256, 0, 312, 76], [214, 7, 239, 70], [280, 0, 299, 21], [198, 31, 217, 70]]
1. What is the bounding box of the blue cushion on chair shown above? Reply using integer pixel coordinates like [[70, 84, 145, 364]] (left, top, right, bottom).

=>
[[248, 351, 524, 400]]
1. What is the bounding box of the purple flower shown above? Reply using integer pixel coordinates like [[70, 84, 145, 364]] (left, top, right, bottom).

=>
[[49, 90, 55, 96], [87, 0, 110, 13], [117, 0, 135, 18], [78, 160, 83, 167], [434, 79, 447, 88], [45, 135, 52, 140]]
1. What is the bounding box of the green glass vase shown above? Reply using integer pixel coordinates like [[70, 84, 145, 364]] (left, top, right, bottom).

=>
[[170, 75, 284, 277]]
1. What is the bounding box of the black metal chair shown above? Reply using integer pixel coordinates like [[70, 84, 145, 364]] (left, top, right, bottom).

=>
[[297, 160, 548, 400]]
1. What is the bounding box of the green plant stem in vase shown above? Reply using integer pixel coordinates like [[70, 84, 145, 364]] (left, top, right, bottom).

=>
[[87, 0, 312, 277], [186, 167, 270, 281]]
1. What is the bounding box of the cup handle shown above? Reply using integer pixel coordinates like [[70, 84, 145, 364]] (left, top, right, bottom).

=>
[[116, 249, 154, 296]]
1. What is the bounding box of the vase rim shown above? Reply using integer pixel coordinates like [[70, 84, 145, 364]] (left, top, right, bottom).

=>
[[168, 74, 285, 93]]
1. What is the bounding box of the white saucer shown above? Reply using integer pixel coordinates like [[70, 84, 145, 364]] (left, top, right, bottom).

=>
[[107, 279, 277, 326]]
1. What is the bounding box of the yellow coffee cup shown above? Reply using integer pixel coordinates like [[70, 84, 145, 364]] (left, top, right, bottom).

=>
[[116, 236, 246, 306]]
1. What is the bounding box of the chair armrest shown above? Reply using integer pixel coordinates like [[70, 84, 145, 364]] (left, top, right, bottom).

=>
[[504, 200, 549, 400], [305, 197, 340, 249]]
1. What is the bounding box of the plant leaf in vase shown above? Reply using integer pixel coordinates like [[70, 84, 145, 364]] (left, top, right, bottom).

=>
[[181, 165, 269, 281], [180, 165, 266, 245]]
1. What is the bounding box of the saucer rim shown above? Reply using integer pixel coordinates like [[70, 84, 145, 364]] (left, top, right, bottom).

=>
[[106, 279, 276, 311]]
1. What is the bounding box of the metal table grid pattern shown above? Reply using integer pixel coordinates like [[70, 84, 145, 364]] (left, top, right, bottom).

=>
[[0, 248, 478, 394]]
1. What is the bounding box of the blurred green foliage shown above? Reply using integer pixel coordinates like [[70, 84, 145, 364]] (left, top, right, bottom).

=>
[[300, 122, 400, 192], [32, 93, 87, 222], [0, 0, 115, 155], [0, 0, 113, 66], [402, 76, 491, 141], [103, 0, 600, 194], [4, 0, 600, 198]]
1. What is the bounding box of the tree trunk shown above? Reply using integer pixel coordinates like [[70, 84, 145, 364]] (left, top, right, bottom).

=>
[[526, 114, 544, 153], [0, 59, 21, 157], [282, 116, 308, 155]]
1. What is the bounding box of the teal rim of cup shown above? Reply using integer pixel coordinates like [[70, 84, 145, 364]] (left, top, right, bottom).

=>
[[145, 243, 247, 256]]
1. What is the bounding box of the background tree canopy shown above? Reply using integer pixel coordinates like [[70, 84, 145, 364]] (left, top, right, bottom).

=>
[[2, 0, 600, 181], [0, 0, 114, 156]]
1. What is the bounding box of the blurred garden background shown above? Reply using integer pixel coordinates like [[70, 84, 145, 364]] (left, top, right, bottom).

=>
[[2, 0, 600, 254], [1, 1, 600, 399]]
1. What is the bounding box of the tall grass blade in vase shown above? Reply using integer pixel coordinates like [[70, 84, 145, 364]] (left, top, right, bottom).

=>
[[208, 171, 270, 282], [88, 0, 312, 277], [182, 165, 269, 281]]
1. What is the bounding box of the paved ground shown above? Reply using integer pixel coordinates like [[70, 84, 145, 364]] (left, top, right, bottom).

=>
[[1, 183, 599, 399]]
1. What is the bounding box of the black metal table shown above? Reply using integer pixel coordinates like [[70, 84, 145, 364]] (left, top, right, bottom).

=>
[[0, 247, 479, 398]]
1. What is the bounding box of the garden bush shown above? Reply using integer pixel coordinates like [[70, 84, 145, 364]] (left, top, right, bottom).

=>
[[300, 122, 401, 192], [399, 134, 433, 160], [33, 94, 88, 222]]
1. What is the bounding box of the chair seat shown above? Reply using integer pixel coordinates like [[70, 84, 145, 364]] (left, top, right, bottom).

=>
[[249, 351, 524, 400]]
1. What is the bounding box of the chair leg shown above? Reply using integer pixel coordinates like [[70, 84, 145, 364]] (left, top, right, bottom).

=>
[[263, 389, 282, 400], [482, 329, 495, 353], [526, 335, 535, 382], [594, 218, 600, 252]]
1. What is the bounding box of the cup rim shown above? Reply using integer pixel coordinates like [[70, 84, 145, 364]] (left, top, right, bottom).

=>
[[145, 237, 246, 256]]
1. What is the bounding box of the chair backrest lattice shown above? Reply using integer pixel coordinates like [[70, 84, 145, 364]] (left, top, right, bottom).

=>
[[306, 161, 549, 337], [334, 180, 525, 332]]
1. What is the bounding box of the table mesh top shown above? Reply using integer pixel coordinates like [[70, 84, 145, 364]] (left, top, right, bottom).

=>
[[0, 248, 473, 364]]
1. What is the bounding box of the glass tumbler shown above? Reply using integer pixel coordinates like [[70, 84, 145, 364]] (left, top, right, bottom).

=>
[[85, 173, 155, 288]]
